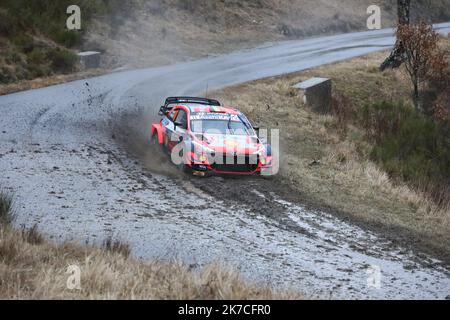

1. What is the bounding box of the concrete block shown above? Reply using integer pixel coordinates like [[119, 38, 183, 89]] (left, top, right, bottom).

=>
[[293, 77, 332, 113], [77, 51, 101, 69]]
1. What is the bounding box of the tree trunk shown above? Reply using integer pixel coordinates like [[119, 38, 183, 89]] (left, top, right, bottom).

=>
[[412, 76, 420, 111], [398, 0, 411, 25], [380, 0, 411, 71]]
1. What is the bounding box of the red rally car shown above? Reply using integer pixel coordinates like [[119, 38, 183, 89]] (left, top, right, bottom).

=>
[[151, 97, 274, 176]]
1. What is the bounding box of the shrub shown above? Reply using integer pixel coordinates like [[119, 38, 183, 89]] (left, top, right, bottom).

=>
[[52, 30, 82, 48], [27, 48, 47, 65], [433, 91, 450, 125], [331, 91, 355, 132], [11, 34, 35, 54], [361, 101, 408, 143], [102, 236, 131, 258], [26, 48, 52, 77], [47, 48, 78, 73], [0, 66, 16, 84], [21, 224, 44, 245], [425, 56, 450, 124], [0, 8, 16, 36], [27, 63, 52, 79], [362, 101, 450, 200], [0, 192, 15, 226], [395, 22, 446, 110]]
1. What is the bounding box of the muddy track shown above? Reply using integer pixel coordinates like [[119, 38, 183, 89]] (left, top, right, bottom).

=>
[[1, 25, 450, 299]]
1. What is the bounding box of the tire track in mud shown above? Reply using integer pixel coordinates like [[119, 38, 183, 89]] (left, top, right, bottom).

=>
[[106, 103, 450, 299], [110, 104, 315, 237], [109, 104, 399, 263], [125, 156, 450, 298]]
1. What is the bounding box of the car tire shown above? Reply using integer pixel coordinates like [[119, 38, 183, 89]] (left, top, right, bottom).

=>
[[150, 133, 158, 146], [151, 133, 165, 152]]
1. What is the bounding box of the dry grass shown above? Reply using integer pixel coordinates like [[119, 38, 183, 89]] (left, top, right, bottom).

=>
[[0, 194, 300, 300], [102, 236, 131, 258], [211, 41, 450, 262], [0, 225, 300, 299]]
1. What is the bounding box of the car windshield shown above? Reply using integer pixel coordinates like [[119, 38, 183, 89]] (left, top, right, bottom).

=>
[[191, 119, 251, 136]]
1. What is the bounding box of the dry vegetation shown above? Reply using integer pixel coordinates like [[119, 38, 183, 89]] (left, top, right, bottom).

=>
[[0, 193, 300, 299], [2, 0, 450, 95], [211, 37, 450, 263]]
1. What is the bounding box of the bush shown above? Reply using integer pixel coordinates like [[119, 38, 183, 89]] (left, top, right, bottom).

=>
[[0, 192, 15, 226], [52, 30, 82, 48], [27, 48, 47, 65], [396, 22, 446, 111], [0, 0, 140, 82], [362, 101, 450, 196], [102, 236, 131, 258], [331, 91, 355, 132], [425, 59, 450, 124], [0, 8, 16, 35], [27, 48, 52, 78], [27, 63, 52, 79], [5, 50, 23, 65], [361, 101, 408, 143], [47, 48, 78, 73], [0, 66, 16, 84], [21, 224, 44, 245], [11, 34, 35, 54]]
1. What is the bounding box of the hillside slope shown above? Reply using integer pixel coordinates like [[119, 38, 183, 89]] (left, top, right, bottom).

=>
[[85, 0, 450, 67], [1, 0, 450, 87]]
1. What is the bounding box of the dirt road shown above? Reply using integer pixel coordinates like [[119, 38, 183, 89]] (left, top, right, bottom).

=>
[[1, 25, 450, 299]]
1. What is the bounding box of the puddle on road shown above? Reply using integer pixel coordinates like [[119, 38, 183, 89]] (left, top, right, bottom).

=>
[[248, 189, 450, 299]]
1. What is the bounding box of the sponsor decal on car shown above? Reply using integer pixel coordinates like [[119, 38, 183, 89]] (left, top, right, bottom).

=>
[[190, 113, 240, 122], [224, 140, 239, 148]]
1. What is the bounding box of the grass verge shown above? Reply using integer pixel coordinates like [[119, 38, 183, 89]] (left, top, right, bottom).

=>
[[211, 39, 450, 264], [0, 191, 300, 299]]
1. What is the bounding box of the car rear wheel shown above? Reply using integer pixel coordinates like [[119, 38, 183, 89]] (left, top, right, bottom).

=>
[[151, 133, 165, 153], [151, 133, 159, 145]]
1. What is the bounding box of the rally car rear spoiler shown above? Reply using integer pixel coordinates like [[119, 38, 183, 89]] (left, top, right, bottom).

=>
[[159, 96, 221, 116]]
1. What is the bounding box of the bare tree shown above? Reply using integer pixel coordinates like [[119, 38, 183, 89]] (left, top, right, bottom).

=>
[[380, 0, 411, 71], [397, 22, 444, 110]]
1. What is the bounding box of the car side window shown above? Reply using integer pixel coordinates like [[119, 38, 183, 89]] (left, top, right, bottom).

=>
[[167, 109, 178, 121], [175, 109, 188, 130]]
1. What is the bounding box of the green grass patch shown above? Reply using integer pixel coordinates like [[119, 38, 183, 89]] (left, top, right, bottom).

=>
[[362, 101, 450, 202], [0, 191, 15, 226], [0, 0, 134, 83], [47, 48, 78, 73]]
